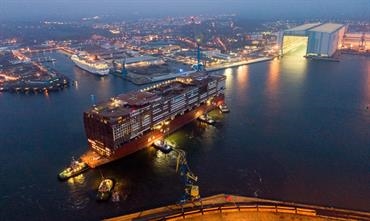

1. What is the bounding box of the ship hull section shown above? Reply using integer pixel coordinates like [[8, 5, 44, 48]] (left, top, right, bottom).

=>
[[81, 100, 222, 168]]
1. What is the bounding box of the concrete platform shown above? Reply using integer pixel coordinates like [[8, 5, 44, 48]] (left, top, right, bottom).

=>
[[104, 194, 370, 221]]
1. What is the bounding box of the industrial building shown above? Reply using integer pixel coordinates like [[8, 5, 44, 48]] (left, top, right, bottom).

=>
[[113, 55, 164, 69], [125, 55, 164, 67], [342, 32, 370, 52], [281, 23, 345, 57]]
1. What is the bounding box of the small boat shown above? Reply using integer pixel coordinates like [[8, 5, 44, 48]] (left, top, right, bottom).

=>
[[58, 157, 89, 181], [198, 114, 215, 125], [96, 179, 114, 201], [153, 139, 173, 153], [219, 104, 230, 113]]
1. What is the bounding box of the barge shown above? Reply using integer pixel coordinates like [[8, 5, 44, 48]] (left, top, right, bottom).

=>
[[81, 72, 226, 168]]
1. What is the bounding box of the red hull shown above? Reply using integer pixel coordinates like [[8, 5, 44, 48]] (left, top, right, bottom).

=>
[[81, 100, 221, 168]]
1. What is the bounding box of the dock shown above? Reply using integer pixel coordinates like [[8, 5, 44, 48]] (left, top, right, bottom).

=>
[[104, 194, 370, 221]]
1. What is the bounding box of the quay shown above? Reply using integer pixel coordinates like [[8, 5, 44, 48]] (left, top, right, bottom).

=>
[[25, 46, 75, 56], [0, 77, 69, 93], [104, 194, 370, 221], [124, 57, 273, 85], [0, 56, 70, 94], [57, 47, 75, 56], [206, 56, 274, 72]]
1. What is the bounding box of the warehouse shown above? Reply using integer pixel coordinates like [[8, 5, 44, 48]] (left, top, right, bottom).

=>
[[281, 23, 345, 57], [306, 23, 346, 57]]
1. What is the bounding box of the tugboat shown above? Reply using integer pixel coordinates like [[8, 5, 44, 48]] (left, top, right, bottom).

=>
[[153, 139, 173, 154], [198, 114, 215, 125], [96, 179, 114, 201], [219, 104, 230, 113], [58, 157, 89, 181]]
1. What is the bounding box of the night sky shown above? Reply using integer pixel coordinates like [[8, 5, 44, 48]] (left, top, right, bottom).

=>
[[1, 0, 370, 21]]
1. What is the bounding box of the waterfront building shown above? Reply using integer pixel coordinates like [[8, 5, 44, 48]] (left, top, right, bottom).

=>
[[342, 32, 370, 51], [306, 23, 346, 57], [280, 23, 345, 57], [112, 55, 165, 73], [125, 55, 164, 68]]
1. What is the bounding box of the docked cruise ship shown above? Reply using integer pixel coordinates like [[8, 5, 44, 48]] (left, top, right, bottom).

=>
[[81, 72, 226, 167], [71, 53, 110, 76]]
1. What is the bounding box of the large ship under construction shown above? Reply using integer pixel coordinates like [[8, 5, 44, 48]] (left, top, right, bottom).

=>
[[81, 72, 226, 167]]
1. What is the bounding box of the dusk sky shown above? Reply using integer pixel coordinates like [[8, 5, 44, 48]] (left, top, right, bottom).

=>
[[1, 0, 370, 21]]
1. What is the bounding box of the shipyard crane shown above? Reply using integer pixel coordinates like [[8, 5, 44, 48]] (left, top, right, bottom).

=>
[[191, 16, 205, 72], [360, 32, 366, 51], [120, 57, 128, 76], [173, 149, 200, 203]]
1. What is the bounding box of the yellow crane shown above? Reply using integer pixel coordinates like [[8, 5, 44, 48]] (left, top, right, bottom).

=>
[[174, 149, 200, 203]]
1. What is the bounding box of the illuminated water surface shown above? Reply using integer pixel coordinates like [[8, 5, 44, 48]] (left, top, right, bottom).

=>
[[0, 52, 369, 220]]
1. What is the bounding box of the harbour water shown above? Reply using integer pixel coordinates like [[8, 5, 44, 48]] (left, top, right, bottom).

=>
[[0, 51, 369, 220]]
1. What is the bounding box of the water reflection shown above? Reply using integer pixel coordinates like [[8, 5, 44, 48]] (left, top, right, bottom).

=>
[[363, 60, 370, 118], [366, 60, 370, 102], [3, 51, 370, 220], [197, 121, 218, 147], [74, 80, 79, 90], [233, 65, 249, 102], [73, 67, 86, 80], [152, 141, 176, 169], [112, 178, 129, 203], [96, 75, 112, 99], [165, 118, 220, 154], [224, 68, 233, 89], [66, 174, 89, 210], [264, 60, 281, 115], [266, 59, 280, 97], [67, 174, 85, 185], [236, 65, 249, 90], [43, 89, 50, 101], [282, 53, 308, 85], [44, 89, 50, 97]]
